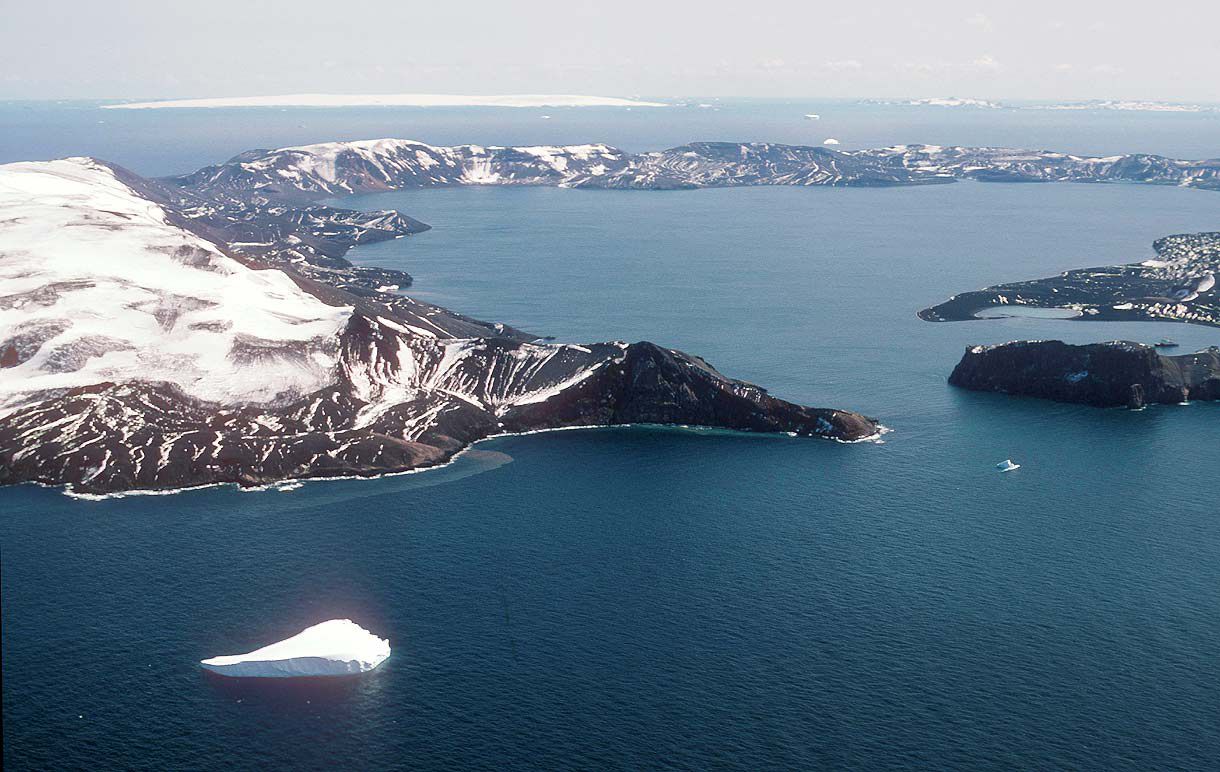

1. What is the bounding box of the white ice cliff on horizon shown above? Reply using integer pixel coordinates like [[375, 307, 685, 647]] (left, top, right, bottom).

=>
[[102, 93, 667, 109], [200, 619, 391, 677]]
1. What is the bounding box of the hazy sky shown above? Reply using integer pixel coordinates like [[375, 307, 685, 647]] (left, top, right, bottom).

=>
[[5, 1, 1219, 102]]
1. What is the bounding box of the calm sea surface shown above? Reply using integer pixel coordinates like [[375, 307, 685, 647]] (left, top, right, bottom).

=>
[[4, 104, 1220, 770]]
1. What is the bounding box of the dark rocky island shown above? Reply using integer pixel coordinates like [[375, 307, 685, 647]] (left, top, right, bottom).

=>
[[949, 340, 1220, 408]]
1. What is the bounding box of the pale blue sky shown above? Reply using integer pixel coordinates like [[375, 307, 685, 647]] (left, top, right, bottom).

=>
[[4, 0, 1219, 101]]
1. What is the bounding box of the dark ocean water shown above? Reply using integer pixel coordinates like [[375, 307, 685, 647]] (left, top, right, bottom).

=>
[[5, 104, 1220, 770]]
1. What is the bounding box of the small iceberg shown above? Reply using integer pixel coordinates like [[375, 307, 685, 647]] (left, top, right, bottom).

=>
[[823, 138, 841, 145], [201, 619, 390, 678], [804, 113, 821, 120], [996, 459, 1020, 473]]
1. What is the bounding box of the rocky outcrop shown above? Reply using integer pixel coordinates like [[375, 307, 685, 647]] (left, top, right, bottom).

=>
[[921, 233, 1220, 328], [498, 341, 878, 439], [948, 340, 1220, 408], [104, 160, 426, 295]]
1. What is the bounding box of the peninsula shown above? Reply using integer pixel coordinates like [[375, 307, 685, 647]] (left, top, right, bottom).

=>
[[0, 155, 880, 497]]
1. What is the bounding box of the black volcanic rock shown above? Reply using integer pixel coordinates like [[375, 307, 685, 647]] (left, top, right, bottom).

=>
[[0, 331, 882, 496], [0, 381, 451, 494], [499, 341, 878, 438], [948, 340, 1220, 408]]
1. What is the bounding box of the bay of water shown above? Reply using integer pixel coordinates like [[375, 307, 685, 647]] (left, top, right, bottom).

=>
[[4, 105, 1220, 770]]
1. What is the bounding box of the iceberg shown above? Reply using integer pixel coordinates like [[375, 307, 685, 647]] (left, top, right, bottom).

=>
[[200, 619, 390, 678]]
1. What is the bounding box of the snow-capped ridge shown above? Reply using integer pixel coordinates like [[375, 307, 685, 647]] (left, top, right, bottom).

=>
[[174, 139, 1220, 199]]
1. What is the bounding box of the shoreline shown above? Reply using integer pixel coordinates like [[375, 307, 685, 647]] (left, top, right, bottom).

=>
[[37, 421, 892, 502]]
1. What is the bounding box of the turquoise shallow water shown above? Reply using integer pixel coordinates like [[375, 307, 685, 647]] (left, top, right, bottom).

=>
[[5, 106, 1220, 770]]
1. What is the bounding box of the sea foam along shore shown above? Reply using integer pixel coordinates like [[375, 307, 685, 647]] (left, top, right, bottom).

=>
[[102, 94, 668, 110]]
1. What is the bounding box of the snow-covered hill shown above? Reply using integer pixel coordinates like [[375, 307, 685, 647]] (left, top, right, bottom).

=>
[[174, 139, 633, 196], [0, 158, 879, 496], [0, 158, 350, 409]]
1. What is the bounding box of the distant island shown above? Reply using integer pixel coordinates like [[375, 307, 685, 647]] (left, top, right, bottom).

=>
[[102, 94, 668, 109], [175, 139, 1220, 199], [862, 97, 1003, 109], [857, 98, 1220, 113], [1031, 100, 1218, 113]]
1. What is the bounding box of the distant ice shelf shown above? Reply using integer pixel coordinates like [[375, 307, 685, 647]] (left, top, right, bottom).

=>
[[862, 97, 1004, 109], [102, 93, 668, 110], [200, 619, 391, 678], [1031, 100, 1218, 113]]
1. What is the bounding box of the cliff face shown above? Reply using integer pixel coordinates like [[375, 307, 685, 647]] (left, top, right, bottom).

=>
[[949, 340, 1220, 408], [498, 342, 879, 440]]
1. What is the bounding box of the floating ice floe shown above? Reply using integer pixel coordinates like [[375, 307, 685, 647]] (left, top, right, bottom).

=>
[[996, 459, 1020, 473], [200, 619, 390, 678]]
